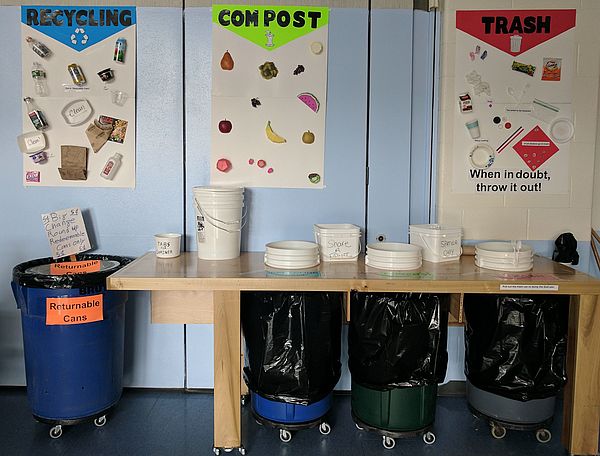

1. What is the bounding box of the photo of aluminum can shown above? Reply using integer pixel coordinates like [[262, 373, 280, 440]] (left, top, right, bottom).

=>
[[114, 38, 127, 63], [68, 63, 86, 85]]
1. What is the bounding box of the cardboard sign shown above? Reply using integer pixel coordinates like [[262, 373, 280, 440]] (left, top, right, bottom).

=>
[[46, 294, 103, 325], [50, 260, 100, 275], [41, 207, 91, 259]]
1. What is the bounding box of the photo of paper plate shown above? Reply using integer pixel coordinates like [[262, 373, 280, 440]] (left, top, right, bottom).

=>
[[17, 131, 46, 154], [549, 118, 574, 144], [469, 144, 495, 169], [61, 99, 93, 126]]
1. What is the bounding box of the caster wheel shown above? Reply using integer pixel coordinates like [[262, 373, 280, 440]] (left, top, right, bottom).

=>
[[319, 422, 331, 435], [491, 424, 507, 439], [382, 436, 396, 450], [536, 428, 552, 444], [238, 447, 246, 455], [423, 431, 436, 445], [49, 425, 63, 439], [94, 415, 107, 427], [213, 448, 221, 455], [279, 429, 292, 443], [355, 423, 363, 431]]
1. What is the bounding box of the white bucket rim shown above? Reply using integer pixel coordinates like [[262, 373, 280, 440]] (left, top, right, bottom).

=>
[[409, 224, 462, 235], [365, 257, 422, 270], [314, 223, 361, 233], [193, 185, 244, 192], [154, 233, 182, 239], [367, 243, 421, 256], [266, 240, 319, 255]]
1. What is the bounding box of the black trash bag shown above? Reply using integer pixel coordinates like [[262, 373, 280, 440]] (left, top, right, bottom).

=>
[[464, 294, 568, 401], [12, 254, 132, 289], [552, 232, 579, 265], [241, 291, 342, 406], [348, 292, 449, 390]]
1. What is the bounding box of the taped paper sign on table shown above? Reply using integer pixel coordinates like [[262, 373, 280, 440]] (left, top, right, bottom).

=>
[[452, 9, 576, 195], [211, 5, 329, 188], [21, 6, 136, 187]]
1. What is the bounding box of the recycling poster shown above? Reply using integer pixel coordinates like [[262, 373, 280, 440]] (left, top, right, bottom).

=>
[[20, 6, 136, 187], [211, 5, 329, 188], [452, 10, 576, 194]]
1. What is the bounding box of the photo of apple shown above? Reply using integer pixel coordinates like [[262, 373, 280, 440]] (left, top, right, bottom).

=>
[[219, 119, 232, 133], [302, 130, 315, 144]]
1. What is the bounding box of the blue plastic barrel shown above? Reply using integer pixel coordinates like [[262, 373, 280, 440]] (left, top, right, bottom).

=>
[[252, 391, 332, 424], [11, 255, 130, 423]]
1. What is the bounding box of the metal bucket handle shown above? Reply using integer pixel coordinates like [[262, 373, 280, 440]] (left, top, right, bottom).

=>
[[195, 199, 248, 233]]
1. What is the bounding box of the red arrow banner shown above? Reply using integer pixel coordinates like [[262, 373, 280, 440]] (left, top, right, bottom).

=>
[[456, 10, 576, 57]]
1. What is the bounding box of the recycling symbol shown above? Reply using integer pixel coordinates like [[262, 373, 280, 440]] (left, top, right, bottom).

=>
[[71, 28, 89, 46]]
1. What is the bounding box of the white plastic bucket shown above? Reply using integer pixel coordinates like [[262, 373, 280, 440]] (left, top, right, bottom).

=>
[[409, 224, 462, 263], [193, 186, 245, 260], [314, 224, 361, 261]]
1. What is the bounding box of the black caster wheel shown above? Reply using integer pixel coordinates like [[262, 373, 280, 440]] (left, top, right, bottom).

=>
[[536, 428, 552, 443], [319, 422, 331, 435], [279, 429, 292, 443], [382, 436, 396, 450], [423, 431, 436, 445], [491, 423, 507, 439], [94, 415, 107, 427], [49, 425, 63, 439]]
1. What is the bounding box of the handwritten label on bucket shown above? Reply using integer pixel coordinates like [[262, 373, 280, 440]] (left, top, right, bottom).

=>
[[50, 260, 101, 275], [46, 294, 104, 325]]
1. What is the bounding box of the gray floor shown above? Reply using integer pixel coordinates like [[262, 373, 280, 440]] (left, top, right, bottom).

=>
[[0, 388, 568, 456]]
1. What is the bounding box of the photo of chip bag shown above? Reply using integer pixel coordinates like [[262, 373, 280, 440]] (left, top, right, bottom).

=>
[[512, 61, 536, 77], [542, 58, 561, 81]]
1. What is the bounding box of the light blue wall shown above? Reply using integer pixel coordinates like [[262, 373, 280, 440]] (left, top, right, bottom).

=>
[[0, 5, 463, 389], [0, 7, 185, 387], [184, 7, 369, 388]]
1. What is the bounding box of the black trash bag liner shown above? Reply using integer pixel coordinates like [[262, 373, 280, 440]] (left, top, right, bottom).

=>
[[552, 232, 579, 265], [348, 292, 449, 390], [241, 291, 342, 406], [12, 254, 133, 289], [464, 294, 568, 401]]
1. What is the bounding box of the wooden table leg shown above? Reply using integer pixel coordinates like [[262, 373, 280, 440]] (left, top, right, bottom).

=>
[[213, 291, 241, 449], [562, 294, 600, 455]]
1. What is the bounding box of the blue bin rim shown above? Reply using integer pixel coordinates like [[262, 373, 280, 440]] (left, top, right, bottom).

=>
[[12, 254, 133, 289]]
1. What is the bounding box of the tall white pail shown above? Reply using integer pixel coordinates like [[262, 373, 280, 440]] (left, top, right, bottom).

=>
[[193, 186, 245, 260]]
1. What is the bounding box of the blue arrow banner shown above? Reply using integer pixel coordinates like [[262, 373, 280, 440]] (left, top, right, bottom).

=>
[[21, 6, 136, 52]]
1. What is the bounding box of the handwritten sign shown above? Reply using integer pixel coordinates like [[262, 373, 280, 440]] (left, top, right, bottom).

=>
[[50, 260, 100, 275], [41, 207, 91, 259]]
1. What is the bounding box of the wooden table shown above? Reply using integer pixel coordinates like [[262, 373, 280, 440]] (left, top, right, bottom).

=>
[[107, 252, 600, 455]]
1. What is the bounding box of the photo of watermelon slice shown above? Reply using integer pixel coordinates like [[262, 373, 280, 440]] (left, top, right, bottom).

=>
[[297, 92, 320, 113]]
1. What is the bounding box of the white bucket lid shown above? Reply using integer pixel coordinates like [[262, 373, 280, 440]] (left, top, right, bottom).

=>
[[193, 186, 244, 194], [409, 224, 462, 235], [367, 243, 422, 257], [314, 224, 361, 234], [266, 240, 319, 256], [475, 241, 533, 256]]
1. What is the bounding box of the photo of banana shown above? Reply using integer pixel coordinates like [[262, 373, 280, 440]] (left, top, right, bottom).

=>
[[265, 120, 287, 143]]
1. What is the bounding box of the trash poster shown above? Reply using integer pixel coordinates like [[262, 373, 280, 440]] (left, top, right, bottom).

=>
[[20, 6, 136, 187], [211, 5, 329, 188], [452, 10, 576, 194]]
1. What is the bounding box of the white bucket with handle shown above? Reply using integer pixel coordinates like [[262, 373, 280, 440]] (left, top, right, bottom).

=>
[[409, 224, 462, 263], [193, 186, 245, 260]]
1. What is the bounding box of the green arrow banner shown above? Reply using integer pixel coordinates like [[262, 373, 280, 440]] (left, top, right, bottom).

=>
[[213, 4, 329, 51]]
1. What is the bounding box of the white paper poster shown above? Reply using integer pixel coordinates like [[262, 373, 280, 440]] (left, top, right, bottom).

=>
[[21, 6, 136, 187], [453, 10, 576, 195], [211, 5, 329, 188]]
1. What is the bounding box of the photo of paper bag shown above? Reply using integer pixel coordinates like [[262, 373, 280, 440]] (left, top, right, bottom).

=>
[[85, 121, 113, 153], [58, 145, 87, 180]]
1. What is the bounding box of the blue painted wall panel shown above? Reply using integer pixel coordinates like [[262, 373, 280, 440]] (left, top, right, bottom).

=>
[[184, 7, 369, 388], [0, 7, 185, 387], [367, 9, 414, 243]]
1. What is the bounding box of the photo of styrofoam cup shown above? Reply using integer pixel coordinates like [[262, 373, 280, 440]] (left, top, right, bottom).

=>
[[465, 119, 480, 139], [154, 233, 182, 258], [111, 90, 128, 106], [510, 34, 522, 53]]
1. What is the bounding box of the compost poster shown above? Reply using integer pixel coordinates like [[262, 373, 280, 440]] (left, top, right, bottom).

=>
[[211, 5, 329, 188], [20, 6, 136, 187], [452, 10, 576, 194]]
